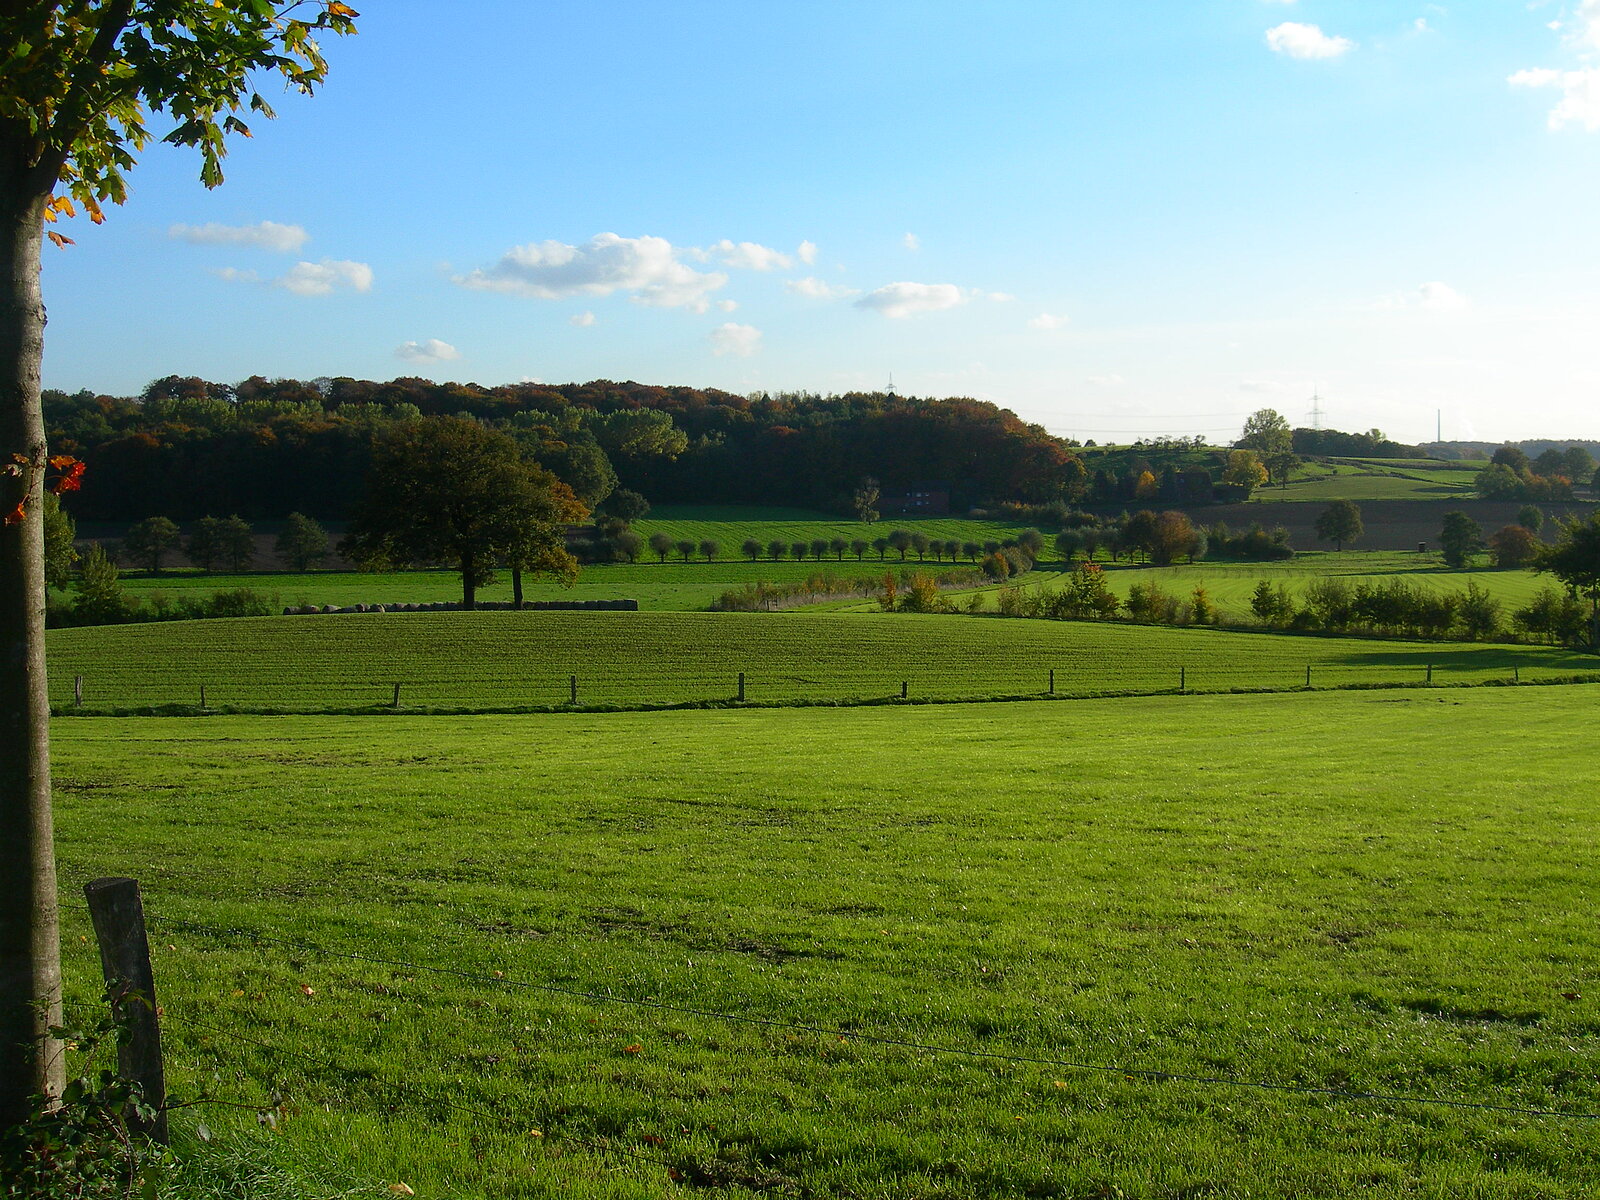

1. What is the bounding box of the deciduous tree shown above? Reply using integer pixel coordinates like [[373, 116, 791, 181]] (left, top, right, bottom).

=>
[[1439, 511, 1485, 569], [1314, 500, 1363, 551], [0, 2, 356, 1116], [343, 416, 582, 609], [122, 515, 179, 573], [276, 512, 331, 571], [1488, 524, 1537, 568], [1534, 512, 1600, 647]]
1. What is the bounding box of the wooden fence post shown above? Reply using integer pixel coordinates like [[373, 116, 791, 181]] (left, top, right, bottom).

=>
[[74, 674, 83, 706], [1048, 668, 1055, 694], [1179, 666, 1186, 692], [199, 684, 206, 710], [83, 877, 167, 1145], [737, 671, 745, 702], [392, 682, 401, 708], [1514, 665, 1519, 683], [1426, 662, 1433, 685], [900, 681, 908, 699], [1305, 664, 1311, 688]]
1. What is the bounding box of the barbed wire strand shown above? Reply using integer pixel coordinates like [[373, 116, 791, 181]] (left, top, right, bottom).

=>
[[129, 911, 1600, 1123]]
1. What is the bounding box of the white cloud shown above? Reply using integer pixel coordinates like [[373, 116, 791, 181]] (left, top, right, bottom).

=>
[[1374, 280, 1471, 311], [276, 259, 373, 297], [987, 291, 1016, 303], [786, 276, 859, 301], [1510, 66, 1600, 131], [717, 299, 739, 312], [903, 232, 920, 251], [212, 267, 260, 284], [1266, 22, 1355, 59], [569, 310, 596, 327], [1413, 17, 1432, 34], [1028, 312, 1070, 330], [709, 322, 762, 357], [169, 220, 308, 253], [455, 233, 727, 312], [797, 240, 818, 265], [1417, 280, 1470, 311], [709, 239, 792, 270], [395, 339, 459, 363], [855, 281, 971, 318]]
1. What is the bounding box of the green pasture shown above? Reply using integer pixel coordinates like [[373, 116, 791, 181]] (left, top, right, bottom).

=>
[[633, 504, 1042, 547], [101, 560, 913, 614], [1253, 467, 1474, 503], [984, 553, 1560, 624], [44, 610, 1594, 712], [50, 688, 1600, 1197]]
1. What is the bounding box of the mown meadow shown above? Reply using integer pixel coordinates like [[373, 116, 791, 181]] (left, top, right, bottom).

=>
[[43, 610, 1597, 712], [49, 687, 1600, 1198]]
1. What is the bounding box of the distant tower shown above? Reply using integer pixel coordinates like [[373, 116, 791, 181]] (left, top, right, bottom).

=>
[[1308, 386, 1325, 431], [886, 372, 896, 396]]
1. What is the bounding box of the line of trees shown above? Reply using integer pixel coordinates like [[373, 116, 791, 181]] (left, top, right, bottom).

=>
[[1054, 511, 1294, 565], [1474, 444, 1595, 502]]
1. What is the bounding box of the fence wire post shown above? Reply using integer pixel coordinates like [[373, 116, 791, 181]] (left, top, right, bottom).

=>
[[74, 674, 83, 706], [1049, 668, 1055, 694], [737, 671, 745, 702], [84, 877, 168, 1145], [1305, 664, 1311, 688], [1426, 662, 1433, 685], [199, 684, 206, 710], [901, 681, 908, 699], [392, 682, 401, 708], [1179, 665, 1186, 692]]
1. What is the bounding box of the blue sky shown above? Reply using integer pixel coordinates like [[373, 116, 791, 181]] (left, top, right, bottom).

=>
[[40, 0, 1600, 444]]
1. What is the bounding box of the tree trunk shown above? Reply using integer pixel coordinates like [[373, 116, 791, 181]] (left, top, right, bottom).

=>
[[0, 177, 63, 1127], [460, 549, 475, 610], [511, 565, 523, 608]]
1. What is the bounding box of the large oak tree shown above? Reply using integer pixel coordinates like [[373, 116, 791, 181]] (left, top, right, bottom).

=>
[[342, 416, 586, 609], [0, 1, 355, 1124]]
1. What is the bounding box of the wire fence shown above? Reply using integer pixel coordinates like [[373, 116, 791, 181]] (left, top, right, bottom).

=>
[[47, 659, 1600, 714]]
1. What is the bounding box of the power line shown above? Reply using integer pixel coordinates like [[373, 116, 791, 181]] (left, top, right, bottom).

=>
[[146, 914, 1600, 1123]]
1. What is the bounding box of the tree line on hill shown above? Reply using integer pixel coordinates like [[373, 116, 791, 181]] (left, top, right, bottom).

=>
[[45, 375, 1420, 522]]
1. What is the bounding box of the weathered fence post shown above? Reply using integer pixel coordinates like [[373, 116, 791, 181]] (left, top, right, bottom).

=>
[[1179, 666, 1186, 692], [1426, 662, 1433, 685], [1048, 668, 1055, 694], [83, 878, 168, 1145], [198, 684, 206, 710], [569, 675, 578, 705], [900, 681, 908, 699], [392, 682, 401, 708], [1305, 664, 1311, 688], [74, 674, 83, 706], [737, 671, 745, 702], [1514, 665, 1519, 683]]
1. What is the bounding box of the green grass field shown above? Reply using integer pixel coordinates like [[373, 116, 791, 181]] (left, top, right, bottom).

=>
[[632, 504, 1043, 549], [103, 560, 915, 614], [43, 610, 1595, 712], [983, 553, 1562, 624], [50, 688, 1600, 1197]]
